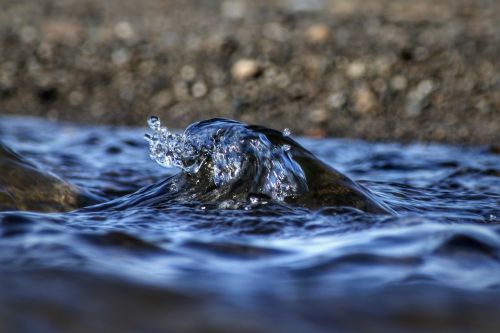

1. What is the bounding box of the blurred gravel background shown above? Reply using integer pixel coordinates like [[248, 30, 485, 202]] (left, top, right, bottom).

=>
[[0, 0, 498, 144]]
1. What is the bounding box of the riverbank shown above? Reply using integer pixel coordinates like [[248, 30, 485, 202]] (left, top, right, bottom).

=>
[[0, 0, 498, 144]]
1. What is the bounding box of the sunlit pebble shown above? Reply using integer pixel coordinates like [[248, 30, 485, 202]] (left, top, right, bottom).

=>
[[111, 49, 129, 66], [180, 65, 196, 81], [408, 79, 435, 101], [328, 92, 346, 109], [231, 59, 260, 81], [390, 75, 408, 91], [346, 61, 366, 79], [192, 81, 208, 98], [406, 79, 435, 116], [114, 21, 135, 40], [305, 24, 331, 44], [353, 86, 378, 114], [221, 0, 246, 19]]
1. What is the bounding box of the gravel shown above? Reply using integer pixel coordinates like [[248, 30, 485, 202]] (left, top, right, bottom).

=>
[[0, 0, 498, 145]]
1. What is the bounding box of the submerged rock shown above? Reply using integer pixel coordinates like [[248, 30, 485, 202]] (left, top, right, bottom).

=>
[[0, 142, 101, 212]]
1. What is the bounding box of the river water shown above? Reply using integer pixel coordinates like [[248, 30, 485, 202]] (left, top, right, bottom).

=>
[[0, 116, 499, 333]]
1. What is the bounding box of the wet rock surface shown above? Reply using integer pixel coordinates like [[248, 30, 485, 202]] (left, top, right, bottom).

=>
[[0, 0, 498, 144]]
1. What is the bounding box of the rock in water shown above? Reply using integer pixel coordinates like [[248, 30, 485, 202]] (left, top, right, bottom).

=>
[[0, 142, 101, 212], [132, 117, 393, 213]]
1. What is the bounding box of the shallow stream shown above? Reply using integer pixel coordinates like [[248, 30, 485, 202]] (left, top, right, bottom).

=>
[[0, 116, 499, 333]]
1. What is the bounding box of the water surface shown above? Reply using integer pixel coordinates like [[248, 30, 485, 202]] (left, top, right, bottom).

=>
[[0, 116, 499, 333]]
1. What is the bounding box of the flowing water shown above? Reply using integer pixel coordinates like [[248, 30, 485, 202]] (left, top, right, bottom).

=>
[[0, 116, 499, 333]]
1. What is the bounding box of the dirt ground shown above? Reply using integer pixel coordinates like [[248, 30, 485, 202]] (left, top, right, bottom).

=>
[[0, 0, 498, 145]]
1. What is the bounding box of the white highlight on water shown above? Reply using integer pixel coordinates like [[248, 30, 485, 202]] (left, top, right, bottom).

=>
[[144, 116, 307, 201]]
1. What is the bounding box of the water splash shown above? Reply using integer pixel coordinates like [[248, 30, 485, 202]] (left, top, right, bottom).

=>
[[145, 116, 307, 201]]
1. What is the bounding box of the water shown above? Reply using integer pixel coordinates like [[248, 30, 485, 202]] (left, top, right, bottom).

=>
[[0, 116, 499, 333]]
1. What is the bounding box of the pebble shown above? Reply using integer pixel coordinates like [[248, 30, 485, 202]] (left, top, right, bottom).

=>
[[353, 86, 378, 114], [114, 21, 135, 40], [231, 59, 260, 80], [221, 1, 246, 19], [192, 81, 208, 98], [328, 92, 346, 109], [180, 66, 196, 81], [406, 79, 435, 116], [346, 61, 366, 79], [305, 24, 331, 44], [111, 49, 129, 66], [390, 75, 408, 90]]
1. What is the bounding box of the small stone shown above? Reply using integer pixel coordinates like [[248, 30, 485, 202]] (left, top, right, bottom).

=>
[[114, 21, 135, 40], [406, 79, 435, 116], [305, 24, 331, 44], [192, 81, 208, 98], [346, 61, 366, 79], [353, 86, 378, 114], [328, 92, 346, 109], [221, 1, 245, 19], [111, 49, 129, 66], [180, 65, 196, 81], [390, 75, 408, 91], [231, 59, 260, 81]]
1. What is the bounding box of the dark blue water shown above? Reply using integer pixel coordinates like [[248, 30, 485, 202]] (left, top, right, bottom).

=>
[[0, 116, 499, 333]]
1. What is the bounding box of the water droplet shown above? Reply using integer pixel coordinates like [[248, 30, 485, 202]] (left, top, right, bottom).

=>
[[144, 116, 306, 202], [283, 128, 291, 136], [147, 116, 160, 131]]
